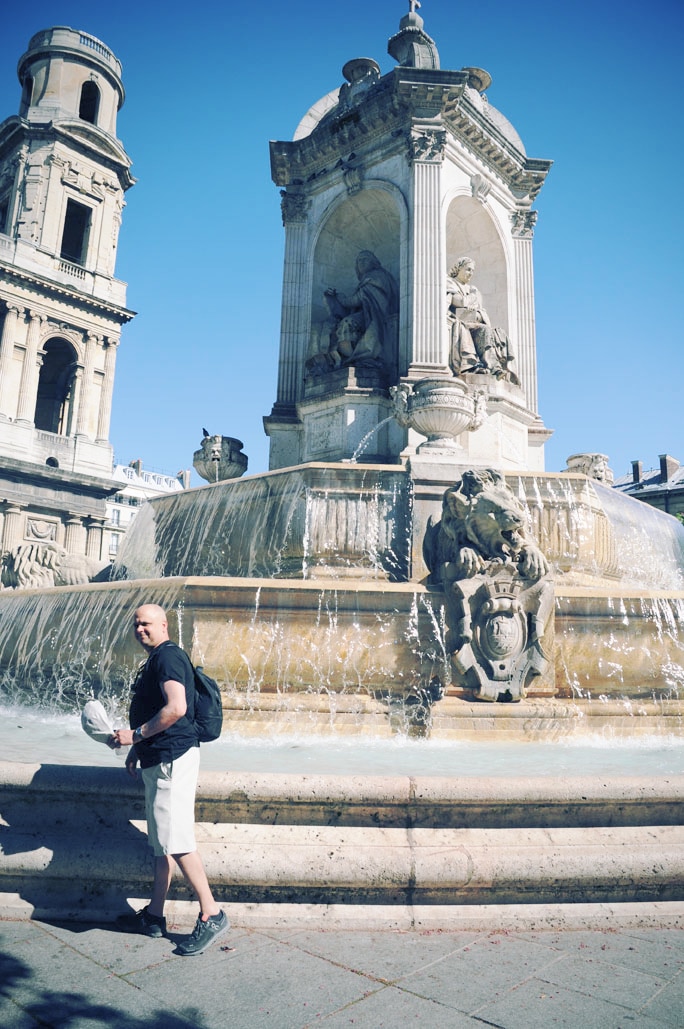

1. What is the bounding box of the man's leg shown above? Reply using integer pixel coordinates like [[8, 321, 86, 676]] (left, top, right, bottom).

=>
[[149, 855, 175, 917], [174, 850, 220, 919]]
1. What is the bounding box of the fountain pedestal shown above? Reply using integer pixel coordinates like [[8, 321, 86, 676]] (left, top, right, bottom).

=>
[[286, 366, 405, 464]]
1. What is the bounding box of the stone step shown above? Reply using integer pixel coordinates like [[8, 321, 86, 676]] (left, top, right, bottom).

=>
[[1, 763, 683, 925]]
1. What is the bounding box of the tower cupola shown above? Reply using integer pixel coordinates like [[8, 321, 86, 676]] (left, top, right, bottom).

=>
[[17, 26, 125, 137]]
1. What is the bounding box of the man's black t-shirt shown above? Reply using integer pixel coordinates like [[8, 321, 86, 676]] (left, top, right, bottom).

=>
[[129, 640, 198, 769]]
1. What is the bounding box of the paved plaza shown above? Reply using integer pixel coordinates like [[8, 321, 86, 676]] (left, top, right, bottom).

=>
[[1, 916, 683, 1028]]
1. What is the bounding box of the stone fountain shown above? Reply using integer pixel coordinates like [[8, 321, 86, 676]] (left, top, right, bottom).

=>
[[1, 7, 683, 929]]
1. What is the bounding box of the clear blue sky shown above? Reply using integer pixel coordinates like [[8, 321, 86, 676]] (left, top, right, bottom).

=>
[[1, 0, 682, 483]]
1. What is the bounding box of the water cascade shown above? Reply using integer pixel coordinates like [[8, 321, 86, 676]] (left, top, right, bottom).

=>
[[1, 465, 682, 741]]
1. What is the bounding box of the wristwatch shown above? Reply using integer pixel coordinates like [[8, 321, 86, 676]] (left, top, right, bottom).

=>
[[133, 726, 144, 744]]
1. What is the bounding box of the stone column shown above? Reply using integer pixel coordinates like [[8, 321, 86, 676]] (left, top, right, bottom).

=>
[[275, 192, 311, 410], [0, 303, 24, 419], [75, 332, 99, 438], [16, 310, 46, 425], [96, 337, 118, 443], [1, 504, 24, 552], [67, 365, 82, 437], [85, 516, 106, 561], [407, 129, 447, 375], [64, 515, 86, 556], [511, 210, 538, 414]]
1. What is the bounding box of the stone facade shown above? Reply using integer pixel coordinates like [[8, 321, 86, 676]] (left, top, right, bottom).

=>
[[265, 7, 552, 472], [0, 27, 134, 566], [613, 454, 684, 520], [105, 461, 189, 562]]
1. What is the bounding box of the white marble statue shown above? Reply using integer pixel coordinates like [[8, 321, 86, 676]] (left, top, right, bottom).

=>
[[447, 257, 519, 384], [308, 251, 399, 377]]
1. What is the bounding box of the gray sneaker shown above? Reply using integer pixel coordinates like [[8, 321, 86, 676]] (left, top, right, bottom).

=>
[[116, 905, 166, 938], [176, 910, 229, 956]]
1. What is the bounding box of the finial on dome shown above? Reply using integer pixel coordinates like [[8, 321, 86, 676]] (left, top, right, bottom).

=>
[[388, 0, 440, 69]]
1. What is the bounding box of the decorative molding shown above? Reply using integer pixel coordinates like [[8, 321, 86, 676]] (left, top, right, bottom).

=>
[[341, 161, 362, 195], [470, 173, 491, 204], [26, 518, 58, 542]]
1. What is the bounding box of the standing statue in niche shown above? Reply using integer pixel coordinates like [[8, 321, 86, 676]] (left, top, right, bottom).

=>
[[307, 251, 399, 377], [447, 257, 519, 384], [423, 469, 553, 701]]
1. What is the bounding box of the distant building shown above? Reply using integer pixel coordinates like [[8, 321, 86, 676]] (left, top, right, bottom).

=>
[[0, 27, 134, 565], [105, 460, 190, 560], [613, 454, 684, 520]]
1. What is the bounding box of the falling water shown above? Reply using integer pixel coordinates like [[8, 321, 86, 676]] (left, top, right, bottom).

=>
[[350, 415, 396, 462], [0, 465, 683, 747], [0, 579, 187, 715], [113, 464, 411, 583]]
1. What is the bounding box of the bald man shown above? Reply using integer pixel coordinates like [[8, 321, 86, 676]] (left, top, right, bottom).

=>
[[112, 604, 229, 956]]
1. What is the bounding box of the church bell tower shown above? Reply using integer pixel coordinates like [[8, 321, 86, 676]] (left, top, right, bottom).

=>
[[0, 26, 135, 564]]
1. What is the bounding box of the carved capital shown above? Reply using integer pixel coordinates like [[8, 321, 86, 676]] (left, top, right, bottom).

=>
[[280, 191, 310, 225], [3, 302, 25, 320], [511, 210, 538, 238], [409, 128, 447, 163]]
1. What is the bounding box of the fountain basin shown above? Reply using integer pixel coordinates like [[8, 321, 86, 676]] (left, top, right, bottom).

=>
[[0, 576, 682, 730], [1, 762, 683, 927], [1, 576, 682, 720]]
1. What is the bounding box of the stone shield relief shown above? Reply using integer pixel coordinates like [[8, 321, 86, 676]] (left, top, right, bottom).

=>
[[423, 468, 555, 701]]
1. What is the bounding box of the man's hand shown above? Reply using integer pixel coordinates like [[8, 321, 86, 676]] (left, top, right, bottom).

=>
[[112, 728, 135, 747], [125, 747, 139, 779]]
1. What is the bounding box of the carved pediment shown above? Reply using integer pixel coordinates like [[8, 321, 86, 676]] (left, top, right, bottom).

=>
[[54, 122, 134, 187]]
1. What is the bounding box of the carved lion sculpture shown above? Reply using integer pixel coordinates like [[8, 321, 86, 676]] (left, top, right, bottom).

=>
[[423, 469, 549, 584], [1, 542, 106, 590]]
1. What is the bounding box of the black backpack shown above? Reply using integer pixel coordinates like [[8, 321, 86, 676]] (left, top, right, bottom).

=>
[[192, 665, 223, 742]]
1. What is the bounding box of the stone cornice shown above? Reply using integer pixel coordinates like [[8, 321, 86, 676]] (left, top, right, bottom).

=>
[[445, 93, 552, 201], [270, 66, 551, 203], [0, 116, 134, 191], [0, 452, 121, 500], [270, 73, 405, 187], [0, 259, 136, 323]]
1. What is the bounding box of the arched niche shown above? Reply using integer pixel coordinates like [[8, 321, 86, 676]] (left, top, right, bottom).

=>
[[445, 195, 508, 332], [34, 337, 78, 435], [311, 187, 401, 331]]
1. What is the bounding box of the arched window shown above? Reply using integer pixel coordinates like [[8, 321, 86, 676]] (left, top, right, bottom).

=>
[[46, 457, 60, 468], [78, 80, 100, 124], [34, 338, 77, 435], [20, 75, 33, 112]]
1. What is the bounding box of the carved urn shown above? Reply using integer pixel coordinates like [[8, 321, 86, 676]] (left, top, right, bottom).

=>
[[193, 435, 248, 483], [391, 378, 485, 451]]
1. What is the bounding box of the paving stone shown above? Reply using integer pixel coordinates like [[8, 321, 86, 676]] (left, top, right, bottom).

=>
[[475, 976, 672, 1029]]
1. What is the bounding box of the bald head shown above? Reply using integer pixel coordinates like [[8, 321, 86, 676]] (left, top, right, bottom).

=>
[[133, 604, 170, 653]]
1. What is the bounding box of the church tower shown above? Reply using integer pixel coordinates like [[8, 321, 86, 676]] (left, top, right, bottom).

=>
[[0, 27, 134, 564], [266, 4, 552, 472]]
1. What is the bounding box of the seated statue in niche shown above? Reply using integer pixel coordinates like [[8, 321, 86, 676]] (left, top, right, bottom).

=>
[[447, 257, 519, 385], [307, 250, 399, 378]]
